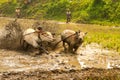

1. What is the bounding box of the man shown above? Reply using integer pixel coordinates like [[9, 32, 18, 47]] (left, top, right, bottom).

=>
[[36, 26, 43, 34], [35, 26, 47, 54], [24, 0, 28, 4], [28, 0, 32, 3], [35, 26, 45, 39], [66, 9, 71, 23], [15, 7, 21, 18]]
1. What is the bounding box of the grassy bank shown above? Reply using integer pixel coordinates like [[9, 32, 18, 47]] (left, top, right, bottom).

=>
[[58, 23, 120, 53]]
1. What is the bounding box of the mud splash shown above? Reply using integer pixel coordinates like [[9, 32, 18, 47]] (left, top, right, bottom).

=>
[[0, 19, 22, 49]]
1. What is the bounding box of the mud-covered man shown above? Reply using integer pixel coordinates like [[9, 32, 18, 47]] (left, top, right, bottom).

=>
[[36, 26, 43, 34]]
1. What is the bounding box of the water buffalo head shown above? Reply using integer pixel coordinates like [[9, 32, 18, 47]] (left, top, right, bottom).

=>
[[75, 30, 87, 42]]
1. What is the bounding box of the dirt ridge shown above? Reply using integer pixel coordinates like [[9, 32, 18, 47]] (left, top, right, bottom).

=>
[[0, 68, 120, 80]]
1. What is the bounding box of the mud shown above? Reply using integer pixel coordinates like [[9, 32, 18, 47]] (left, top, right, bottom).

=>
[[0, 17, 120, 80], [0, 43, 119, 79], [0, 68, 120, 80], [0, 19, 22, 49]]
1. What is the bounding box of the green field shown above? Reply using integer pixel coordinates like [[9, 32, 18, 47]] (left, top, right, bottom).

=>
[[0, 0, 8, 4], [58, 23, 120, 53]]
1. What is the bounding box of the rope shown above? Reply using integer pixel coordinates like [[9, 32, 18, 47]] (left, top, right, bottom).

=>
[[53, 32, 76, 48], [23, 31, 37, 36], [23, 31, 54, 40], [39, 46, 49, 54]]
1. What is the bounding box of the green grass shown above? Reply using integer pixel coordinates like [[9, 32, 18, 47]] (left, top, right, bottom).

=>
[[58, 23, 120, 53], [86, 27, 120, 52], [0, 0, 8, 4]]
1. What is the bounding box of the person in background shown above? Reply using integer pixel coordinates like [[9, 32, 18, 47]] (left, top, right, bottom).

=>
[[66, 8, 71, 23], [7, 0, 12, 4], [15, 7, 21, 18], [28, 0, 32, 3], [24, 0, 28, 4], [24, 0, 31, 4]]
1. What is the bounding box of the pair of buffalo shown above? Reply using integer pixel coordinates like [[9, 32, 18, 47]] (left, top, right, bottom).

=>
[[21, 28, 87, 54]]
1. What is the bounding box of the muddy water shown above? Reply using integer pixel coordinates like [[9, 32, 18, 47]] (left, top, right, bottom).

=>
[[0, 43, 119, 73], [77, 43, 120, 69]]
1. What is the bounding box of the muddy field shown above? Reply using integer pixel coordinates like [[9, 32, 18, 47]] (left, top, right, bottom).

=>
[[0, 68, 120, 80], [0, 43, 119, 80], [0, 17, 120, 80]]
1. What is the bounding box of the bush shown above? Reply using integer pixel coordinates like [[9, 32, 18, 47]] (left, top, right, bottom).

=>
[[75, 10, 89, 23]]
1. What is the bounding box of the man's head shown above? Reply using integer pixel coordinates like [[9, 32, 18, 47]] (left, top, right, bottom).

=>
[[37, 26, 43, 30]]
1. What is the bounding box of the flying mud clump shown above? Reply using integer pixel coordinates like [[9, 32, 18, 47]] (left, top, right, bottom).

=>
[[0, 19, 22, 50]]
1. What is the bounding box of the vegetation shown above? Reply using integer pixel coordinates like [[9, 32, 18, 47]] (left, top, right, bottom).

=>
[[85, 26, 120, 53], [0, 0, 120, 25], [0, 0, 8, 4]]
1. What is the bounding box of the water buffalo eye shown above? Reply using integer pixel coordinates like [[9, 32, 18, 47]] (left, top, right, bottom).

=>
[[76, 37, 79, 39]]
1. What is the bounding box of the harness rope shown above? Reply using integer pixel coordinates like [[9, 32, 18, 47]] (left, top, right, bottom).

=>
[[54, 32, 77, 48], [23, 31, 54, 40]]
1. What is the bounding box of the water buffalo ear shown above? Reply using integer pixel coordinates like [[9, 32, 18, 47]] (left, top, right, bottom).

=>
[[52, 33, 55, 37], [75, 31, 78, 34], [85, 32, 87, 35], [78, 30, 81, 33], [52, 32, 55, 35]]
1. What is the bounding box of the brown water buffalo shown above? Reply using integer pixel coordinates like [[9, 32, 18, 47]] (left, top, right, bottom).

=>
[[61, 29, 87, 53], [21, 28, 54, 53]]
